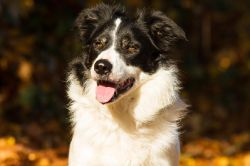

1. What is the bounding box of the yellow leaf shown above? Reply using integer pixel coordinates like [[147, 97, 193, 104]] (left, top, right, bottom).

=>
[[28, 153, 37, 161], [36, 158, 50, 166], [18, 60, 32, 82], [213, 156, 229, 166], [6, 137, 16, 146], [243, 153, 250, 166]]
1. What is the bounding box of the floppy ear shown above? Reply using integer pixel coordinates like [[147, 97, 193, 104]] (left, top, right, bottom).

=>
[[138, 10, 186, 52], [74, 6, 103, 45], [74, 4, 125, 45]]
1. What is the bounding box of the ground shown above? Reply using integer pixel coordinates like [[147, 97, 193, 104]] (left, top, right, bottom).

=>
[[0, 133, 249, 166]]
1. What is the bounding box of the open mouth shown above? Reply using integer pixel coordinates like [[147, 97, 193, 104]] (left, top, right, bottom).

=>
[[96, 78, 135, 104]]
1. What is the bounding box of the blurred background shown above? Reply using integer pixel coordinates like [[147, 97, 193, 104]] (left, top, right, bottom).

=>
[[0, 0, 249, 165]]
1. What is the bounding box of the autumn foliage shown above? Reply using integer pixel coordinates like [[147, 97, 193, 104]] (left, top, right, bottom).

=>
[[0, 0, 249, 165]]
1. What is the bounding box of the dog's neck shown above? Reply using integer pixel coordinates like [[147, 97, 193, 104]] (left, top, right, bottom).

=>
[[100, 67, 185, 132], [68, 67, 186, 133]]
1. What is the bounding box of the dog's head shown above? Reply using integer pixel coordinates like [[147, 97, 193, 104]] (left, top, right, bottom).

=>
[[69, 4, 186, 104]]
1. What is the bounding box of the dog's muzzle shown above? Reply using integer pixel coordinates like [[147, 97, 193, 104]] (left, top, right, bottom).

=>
[[94, 59, 112, 76]]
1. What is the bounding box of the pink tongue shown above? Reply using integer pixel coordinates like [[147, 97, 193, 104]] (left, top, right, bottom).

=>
[[96, 84, 116, 104]]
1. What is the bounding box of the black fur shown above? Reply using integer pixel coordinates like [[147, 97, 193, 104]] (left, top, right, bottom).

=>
[[68, 57, 86, 86], [137, 10, 186, 52], [71, 3, 186, 84], [74, 4, 126, 46]]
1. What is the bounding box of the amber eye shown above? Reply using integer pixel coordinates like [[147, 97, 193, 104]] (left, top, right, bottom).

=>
[[121, 38, 129, 49], [127, 45, 139, 54], [93, 37, 107, 50], [121, 38, 139, 54]]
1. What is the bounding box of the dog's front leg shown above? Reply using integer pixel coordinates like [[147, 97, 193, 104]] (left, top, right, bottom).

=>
[[68, 135, 97, 166], [150, 139, 180, 166]]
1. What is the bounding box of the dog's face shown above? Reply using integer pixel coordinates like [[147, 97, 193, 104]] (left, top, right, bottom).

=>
[[70, 4, 186, 104]]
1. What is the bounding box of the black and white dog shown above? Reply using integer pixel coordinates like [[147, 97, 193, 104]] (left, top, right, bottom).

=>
[[67, 4, 187, 166]]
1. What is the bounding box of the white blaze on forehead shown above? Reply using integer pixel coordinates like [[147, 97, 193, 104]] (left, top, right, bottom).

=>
[[112, 18, 121, 44], [91, 18, 121, 72], [91, 18, 138, 81], [115, 18, 122, 28], [93, 18, 121, 61]]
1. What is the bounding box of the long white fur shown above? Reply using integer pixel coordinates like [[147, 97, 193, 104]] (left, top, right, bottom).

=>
[[67, 18, 187, 166]]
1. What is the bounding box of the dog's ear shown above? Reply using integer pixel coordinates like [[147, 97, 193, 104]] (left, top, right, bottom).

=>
[[74, 4, 125, 45], [138, 10, 186, 52], [74, 5, 103, 45]]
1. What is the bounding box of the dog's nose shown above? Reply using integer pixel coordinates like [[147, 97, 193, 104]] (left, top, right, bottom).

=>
[[94, 59, 112, 75]]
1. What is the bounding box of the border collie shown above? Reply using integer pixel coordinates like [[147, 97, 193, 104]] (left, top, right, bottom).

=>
[[67, 4, 187, 166]]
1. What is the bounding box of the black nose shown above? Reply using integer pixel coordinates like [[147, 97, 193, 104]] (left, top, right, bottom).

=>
[[94, 59, 112, 75]]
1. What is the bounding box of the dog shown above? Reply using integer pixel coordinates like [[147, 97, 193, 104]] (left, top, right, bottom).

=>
[[67, 3, 187, 166]]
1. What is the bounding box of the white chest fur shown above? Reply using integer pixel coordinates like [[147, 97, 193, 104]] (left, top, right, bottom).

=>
[[67, 68, 187, 166]]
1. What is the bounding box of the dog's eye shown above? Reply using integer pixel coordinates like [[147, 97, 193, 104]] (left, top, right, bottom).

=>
[[127, 45, 139, 54], [121, 38, 129, 49], [93, 37, 107, 50], [121, 38, 139, 54]]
